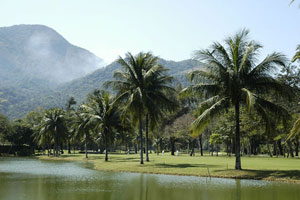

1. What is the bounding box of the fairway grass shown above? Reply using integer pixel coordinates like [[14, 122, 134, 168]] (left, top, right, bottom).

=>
[[39, 153, 300, 183]]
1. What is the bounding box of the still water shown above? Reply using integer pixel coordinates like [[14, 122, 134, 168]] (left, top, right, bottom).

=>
[[0, 157, 299, 200]]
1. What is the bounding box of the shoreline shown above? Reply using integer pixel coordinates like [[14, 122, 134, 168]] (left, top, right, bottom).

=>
[[37, 154, 300, 184]]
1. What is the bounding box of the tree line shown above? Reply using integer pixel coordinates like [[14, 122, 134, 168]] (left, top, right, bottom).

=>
[[1, 29, 300, 170]]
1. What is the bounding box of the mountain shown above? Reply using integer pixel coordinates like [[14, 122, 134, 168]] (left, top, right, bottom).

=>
[[1, 58, 202, 119], [0, 24, 104, 87], [56, 59, 202, 104], [0, 25, 203, 119], [0, 24, 105, 118]]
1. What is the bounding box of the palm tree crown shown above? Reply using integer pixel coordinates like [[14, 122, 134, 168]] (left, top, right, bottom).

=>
[[106, 52, 176, 164], [183, 29, 292, 169]]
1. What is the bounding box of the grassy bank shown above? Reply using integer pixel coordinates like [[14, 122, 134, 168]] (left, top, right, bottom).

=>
[[38, 153, 300, 183]]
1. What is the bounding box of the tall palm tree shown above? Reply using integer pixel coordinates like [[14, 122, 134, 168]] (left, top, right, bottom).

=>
[[73, 107, 94, 158], [183, 29, 292, 169], [82, 90, 123, 161], [292, 45, 300, 62], [37, 108, 67, 157], [65, 97, 77, 154], [106, 52, 176, 164]]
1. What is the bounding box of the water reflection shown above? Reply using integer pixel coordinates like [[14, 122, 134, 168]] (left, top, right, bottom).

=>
[[0, 158, 300, 200]]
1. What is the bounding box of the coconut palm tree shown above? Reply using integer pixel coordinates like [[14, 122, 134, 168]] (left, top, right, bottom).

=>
[[73, 107, 94, 158], [105, 52, 176, 164], [82, 90, 123, 161], [183, 29, 292, 169], [37, 108, 67, 157]]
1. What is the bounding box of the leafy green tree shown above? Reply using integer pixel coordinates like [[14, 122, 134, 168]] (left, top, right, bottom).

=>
[[73, 107, 94, 158], [209, 133, 223, 156], [0, 114, 11, 144], [106, 52, 175, 164], [65, 97, 77, 154], [38, 108, 67, 157], [82, 90, 123, 161], [183, 29, 292, 169]]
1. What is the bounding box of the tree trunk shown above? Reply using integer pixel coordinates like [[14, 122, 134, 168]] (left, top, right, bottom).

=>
[[273, 142, 277, 156], [295, 140, 299, 157], [145, 114, 149, 162], [85, 132, 88, 158], [105, 133, 108, 161], [47, 138, 50, 157], [139, 111, 144, 164], [234, 102, 242, 170], [288, 141, 294, 158], [267, 143, 273, 157], [199, 135, 203, 156], [278, 140, 283, 156], [170, 137, 175, 156], [68, 138, 71, 154]]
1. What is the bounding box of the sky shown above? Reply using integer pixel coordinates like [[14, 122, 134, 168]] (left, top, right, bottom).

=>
[[1, 0, 300, 64]]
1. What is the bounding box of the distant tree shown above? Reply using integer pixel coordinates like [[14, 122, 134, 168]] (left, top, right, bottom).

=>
[[37, 108, 67, 157], [73, 107, 94, 158], [65, 97, 77, 154], [0, 114, 11, 144], [82, 90, 123, 161], [183, 29, 292, 169], [209, 133, 223, 156], [106, 52, 176, 164]]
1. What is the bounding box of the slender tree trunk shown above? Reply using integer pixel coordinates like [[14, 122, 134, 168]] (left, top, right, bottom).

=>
[[288, 141, 294, 158], [267, 143, 273, 157], [278, 140, 283, 156], [105, 134, 108, 161], [68, 138, 71, 154], [273, 142, 277, 156], [235, 102, 242, 170], [47, 138, 50, 157], [85, 132, 88, 158], [139, 111, 144, 164], [170, 137, 175, 156], [156, 140, 160, 155], [145, 114, 149, 162], [199, 135, 203, 156], [295, 140, 299, 157]]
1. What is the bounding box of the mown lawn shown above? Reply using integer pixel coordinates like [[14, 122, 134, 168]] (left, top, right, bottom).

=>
[[38, 152, 300, 182]]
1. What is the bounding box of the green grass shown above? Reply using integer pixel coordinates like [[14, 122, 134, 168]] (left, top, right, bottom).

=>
[[38, 152, 300, 182]]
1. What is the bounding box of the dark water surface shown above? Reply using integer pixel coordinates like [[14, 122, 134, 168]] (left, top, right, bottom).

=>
[[0, 157, 299, 200]]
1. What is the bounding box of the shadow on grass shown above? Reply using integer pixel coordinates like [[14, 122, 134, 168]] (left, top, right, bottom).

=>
[[154, 163, 219, 169], [214, 169, 300, 180]]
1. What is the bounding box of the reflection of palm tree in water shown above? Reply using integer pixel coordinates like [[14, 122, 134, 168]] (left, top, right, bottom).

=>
[[236, 179, 241, 200], [139, 174, 148, 200]]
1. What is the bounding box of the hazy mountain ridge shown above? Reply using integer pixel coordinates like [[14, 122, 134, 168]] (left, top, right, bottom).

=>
[[0, 25, 202, 119], [0, 24, 104, 87]]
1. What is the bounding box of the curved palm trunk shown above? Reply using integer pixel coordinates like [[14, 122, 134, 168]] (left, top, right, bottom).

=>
[[145, 114, 149, 162], [235, 102, 242, 170], [139, 111, 144, 164], [85, 131, 88, 158]]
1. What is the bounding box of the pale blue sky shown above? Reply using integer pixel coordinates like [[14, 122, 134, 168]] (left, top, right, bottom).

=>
[[1, 0, 299, 63]]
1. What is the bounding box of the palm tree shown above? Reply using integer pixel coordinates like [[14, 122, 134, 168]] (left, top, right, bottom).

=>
[[106, 52, 176, 164], [292, 45, 300, 62], [183, 29, 292, 169], [82, 90, 123, 161], [65, 97, 77, 154], [37, 108, 67, 157], [73, 107, 94, 158]]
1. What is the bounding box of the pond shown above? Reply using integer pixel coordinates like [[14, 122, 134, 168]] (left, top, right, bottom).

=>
[[0, 157, 299, 200]]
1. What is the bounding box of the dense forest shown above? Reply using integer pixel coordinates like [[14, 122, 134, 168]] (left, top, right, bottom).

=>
[[1, 29, 300, 170]]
